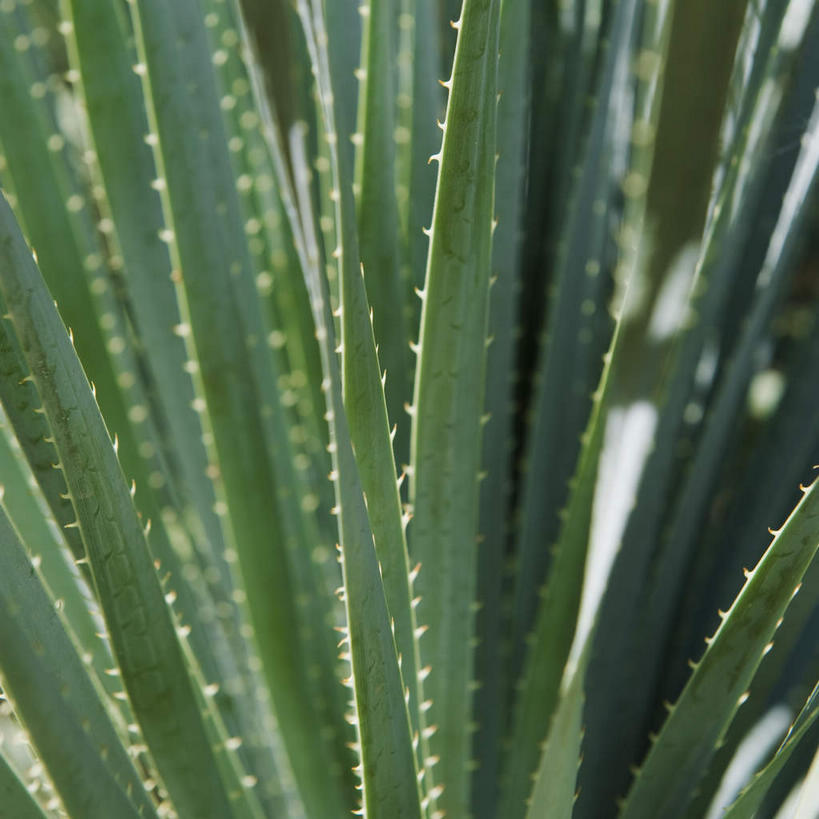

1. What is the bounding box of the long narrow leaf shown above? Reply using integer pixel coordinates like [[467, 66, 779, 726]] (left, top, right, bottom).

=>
[[620, 476, 819, 819], [722, 681, 819, 819], [409, 0, 501, 813], [472, 0, 531, 810]]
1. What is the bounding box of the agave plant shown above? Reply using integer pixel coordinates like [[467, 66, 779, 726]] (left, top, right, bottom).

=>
[[0, 0, 818, 817]]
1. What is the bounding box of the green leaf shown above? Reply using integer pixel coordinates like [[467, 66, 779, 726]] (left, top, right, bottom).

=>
[[0, 749, 49, 819], [408, 0, 501, 813], [619, 476, 819, 819], [472, 0, 531, 811], [722, 681, 819, 819], [525, 645, 590, 819], [298, 0, 433, 800]]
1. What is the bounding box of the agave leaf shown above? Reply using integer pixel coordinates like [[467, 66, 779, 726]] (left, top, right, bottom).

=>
[[721, 681, 819, 819], [240, 0, 316, 149], [472, 0, 531, 811], [710, 0, 793, 205], [323, 0, 360, 172], [547, 0, 609, 219], [408, 0, 501, 813], [525, 644, 591, 819], [0, 192, 262, 819], [0, 500, 156, 819], [619, 475, 819, 819], [513, 0, 585, 410], [0, 749, 49, 819]]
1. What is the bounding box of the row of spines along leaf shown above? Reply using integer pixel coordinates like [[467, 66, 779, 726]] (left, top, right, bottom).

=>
[[320, 0, 442, 462], [404, 0, 502, 816]]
